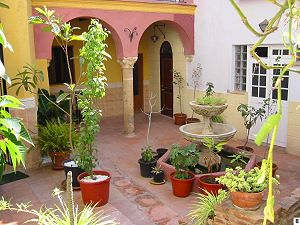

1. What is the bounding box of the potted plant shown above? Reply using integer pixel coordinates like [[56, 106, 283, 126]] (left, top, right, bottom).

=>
[[73, 19, 111, 207], [216, 166, 278, 210], [169, 143, 200, 197], [138, 146, 157, 178], [187, 63, 201, 124], [37, 120, 73, 170], [0, 171, 117, 225], [173, 70, 187, 125], [188, 189, 228, 225], [139, 93, 161, 177], [237, 102, 267, 152], [199, 137, 226, 195], [151, 165, 165, 184]]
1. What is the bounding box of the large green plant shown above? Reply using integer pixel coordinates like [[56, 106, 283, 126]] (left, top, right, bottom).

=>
[[0, 172, 117, 225], [0, 3, 34, 177], [74, 19, 109, 177], [169, 144, 199, 179], [229, 1, 300, 223], [38, 120, 75, 155]]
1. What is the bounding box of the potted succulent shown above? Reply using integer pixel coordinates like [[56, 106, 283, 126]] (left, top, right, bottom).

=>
[[169, 143, 200, 197], [199, 137, 226, 195], [151, 165, 165, 184], [186, 63, 201, 124], [172, 70, 187, 125], [138, 146, 157, 178], [37, 120, 73, 170], [216, 166, 278, 210], [237, 102, 267, 152]]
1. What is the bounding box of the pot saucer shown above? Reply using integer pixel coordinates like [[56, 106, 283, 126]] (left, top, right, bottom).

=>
[[150, 179, 166, 185]]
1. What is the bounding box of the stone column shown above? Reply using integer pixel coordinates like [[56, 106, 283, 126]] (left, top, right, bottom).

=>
[[118, 57, 137, 137]]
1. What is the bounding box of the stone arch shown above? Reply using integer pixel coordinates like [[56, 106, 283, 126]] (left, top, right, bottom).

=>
[[33, 8, 123, 60], [137, 19, 194, 57]]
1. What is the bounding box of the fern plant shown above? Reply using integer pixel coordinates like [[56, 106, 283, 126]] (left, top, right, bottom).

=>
[[38, 120, 76, 155], [188, 189, 228, 225]]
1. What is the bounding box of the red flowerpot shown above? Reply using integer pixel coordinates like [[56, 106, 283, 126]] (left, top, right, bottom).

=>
[[78, 170, 111, 207], [170, 172, 195, 197], [199, 175, 224, 196], [48, 151, 70, 170], [174, 113, 187, 125], [230, 191, 264, 210]]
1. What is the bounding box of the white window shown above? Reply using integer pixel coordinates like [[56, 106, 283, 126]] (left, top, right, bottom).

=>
[[233, 45, 247, 91]]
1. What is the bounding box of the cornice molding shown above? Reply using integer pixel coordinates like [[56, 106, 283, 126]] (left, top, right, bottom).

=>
[[31, 0, 196, 15]]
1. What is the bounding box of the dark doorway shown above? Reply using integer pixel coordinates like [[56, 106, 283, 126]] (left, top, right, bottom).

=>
[[160, 41, 173, 117], [133, 54, 144, 112], [48, 46, 75, 84]]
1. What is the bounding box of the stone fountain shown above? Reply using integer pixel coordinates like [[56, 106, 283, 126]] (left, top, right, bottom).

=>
[[179, 101, 237, 144]]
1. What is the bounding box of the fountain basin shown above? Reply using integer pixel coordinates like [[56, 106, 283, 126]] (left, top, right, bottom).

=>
[[179, 122, 237, 144], [189, 101, 228, 117], [157, 145, 256, 192]]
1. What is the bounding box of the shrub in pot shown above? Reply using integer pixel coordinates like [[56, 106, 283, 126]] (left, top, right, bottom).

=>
[[199, 137, 226, 195], [38, 120, 73, 170], [151, 165, 164, 184], [216, 166, 279, 210], [172, 70, 187, 125], [169, 143, 200, 197], [138, 146, 157, 178]]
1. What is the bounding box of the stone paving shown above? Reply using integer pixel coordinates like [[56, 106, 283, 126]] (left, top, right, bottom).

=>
[[1, 113, 300, 224]]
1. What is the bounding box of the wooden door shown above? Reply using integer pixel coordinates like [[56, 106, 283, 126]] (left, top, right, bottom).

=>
[[133, 54, 144, 112], [160, 42, 173, 117]]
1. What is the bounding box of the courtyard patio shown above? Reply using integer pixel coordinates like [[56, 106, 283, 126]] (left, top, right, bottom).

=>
[[1, 113, 300, 225]]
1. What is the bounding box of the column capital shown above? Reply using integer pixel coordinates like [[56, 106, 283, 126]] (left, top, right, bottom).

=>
[[185, 54, 194, 63], [118, 57, 138, 69]]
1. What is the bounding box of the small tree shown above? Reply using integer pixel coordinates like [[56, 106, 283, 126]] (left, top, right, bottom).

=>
[[190, 63, 202, 119], [172, 70, 184, 115], [237, 102, 267, 148]]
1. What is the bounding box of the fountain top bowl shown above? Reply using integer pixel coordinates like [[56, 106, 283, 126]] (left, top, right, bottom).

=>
[[179, 122, 237, 144], [189, 101, 228, 117]]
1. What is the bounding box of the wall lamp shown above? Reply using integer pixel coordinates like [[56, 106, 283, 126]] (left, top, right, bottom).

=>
[[259, 19, 269, 32], [150, 24, 166, 43]]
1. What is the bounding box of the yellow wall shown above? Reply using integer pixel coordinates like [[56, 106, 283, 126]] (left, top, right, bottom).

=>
[[287, 101, 300, 156], [0, 0, 36, 99]]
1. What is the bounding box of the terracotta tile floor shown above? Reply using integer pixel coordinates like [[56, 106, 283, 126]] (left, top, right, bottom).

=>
[[1, 113, 300, 224]]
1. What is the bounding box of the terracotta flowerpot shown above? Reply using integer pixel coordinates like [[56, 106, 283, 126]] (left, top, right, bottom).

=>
[[78, 170, 111, 207], [256, 161, 278, 177], [48, 151, 70, 170], [236, 146, 254, 153], [170, 172, 195, 197], [230, 191, 264, 210], [138, 159, 157, 178], [186, 117, 200, 124], [174, 113, 187, 125], [199, 175, 224, 195]]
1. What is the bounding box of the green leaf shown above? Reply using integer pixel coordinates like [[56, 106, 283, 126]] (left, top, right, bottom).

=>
[[0, 118, 22, 134], [0, 61, 11, 85], [0, 3, 9, 8], [19, 123, 34, 146], [56, 92, 70, 103], [264, 195, 275, 223], [0, 28, 13, 52], [255, 114, 281, 146]]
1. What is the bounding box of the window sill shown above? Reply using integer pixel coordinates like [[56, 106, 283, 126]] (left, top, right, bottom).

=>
[[227, 90, 247, 95]]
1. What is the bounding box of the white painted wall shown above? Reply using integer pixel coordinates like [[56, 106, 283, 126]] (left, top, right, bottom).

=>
[[189, 0, 299, 96]]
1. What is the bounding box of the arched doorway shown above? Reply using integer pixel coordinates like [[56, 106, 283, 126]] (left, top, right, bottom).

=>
[[160, 41, 173, 117]]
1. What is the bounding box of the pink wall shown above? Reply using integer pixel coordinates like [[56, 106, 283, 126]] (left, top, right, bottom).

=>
[[33, 7, 194, 59]]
